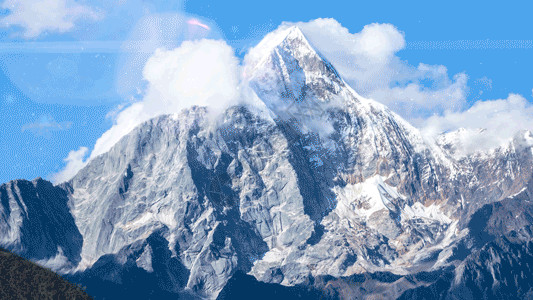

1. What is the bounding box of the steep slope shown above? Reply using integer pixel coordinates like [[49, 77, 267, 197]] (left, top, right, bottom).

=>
[[0, 178, 83, 270], [399, 233, 533, 300]]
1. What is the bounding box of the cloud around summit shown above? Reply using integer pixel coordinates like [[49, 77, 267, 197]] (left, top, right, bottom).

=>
[[261, 18, 531, 152], [50, 17, 533, 183], [281, 19, 468, 121], [90, 38, 243, 160]]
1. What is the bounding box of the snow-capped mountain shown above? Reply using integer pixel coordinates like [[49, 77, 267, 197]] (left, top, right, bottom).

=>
[[1, 26, 532, 299]]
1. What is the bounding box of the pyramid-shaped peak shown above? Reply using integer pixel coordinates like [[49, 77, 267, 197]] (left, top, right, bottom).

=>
[[283, 26, 306, 40], [245, 25, 318, 69], [244, 25, 351, 121], [264, 25, 309, 47]]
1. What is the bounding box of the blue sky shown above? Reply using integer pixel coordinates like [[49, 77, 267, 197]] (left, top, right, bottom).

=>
[[0, 0, 532, 183]]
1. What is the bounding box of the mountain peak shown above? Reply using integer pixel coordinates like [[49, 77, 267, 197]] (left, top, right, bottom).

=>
[[245, 25, 347, 121], [245, 25, 316, 70], [280, 26, 306, 42]]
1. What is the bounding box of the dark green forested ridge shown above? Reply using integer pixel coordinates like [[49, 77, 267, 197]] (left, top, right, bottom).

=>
[[0, 248, 92, 300]]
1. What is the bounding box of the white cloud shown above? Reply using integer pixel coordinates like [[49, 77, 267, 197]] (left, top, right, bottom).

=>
[[91, 38, 243, 159], [422, 94, 533, 153], [51, 146, 88, 183], [245, 19, 531, 154], [274, 18, 468, 122], [52, 35, 244, 182], [1, 0, 101, 38], [114, 12, 220, 101]]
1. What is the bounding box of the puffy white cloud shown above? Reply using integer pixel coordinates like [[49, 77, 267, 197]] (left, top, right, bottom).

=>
[[275, 18, 468, 122], [90, 39, 242, 159], [114, 12, 219, 101], [369, 72, 468, 124], [422, 94, 533, 153], [0, 0, 101, 38], [142, 39, 240, 114], [51, 146, 88, 183], [53, 33, 243, 181]]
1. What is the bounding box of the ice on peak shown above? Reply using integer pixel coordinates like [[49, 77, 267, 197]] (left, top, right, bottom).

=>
[[245, 24, 346, 106], [281, 26, 308, 43], [244, 25, 322, 72]]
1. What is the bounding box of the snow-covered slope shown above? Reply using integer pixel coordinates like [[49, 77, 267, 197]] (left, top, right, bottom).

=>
[[1, 26, 532, 300]]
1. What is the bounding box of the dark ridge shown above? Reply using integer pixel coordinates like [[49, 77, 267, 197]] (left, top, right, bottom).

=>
[[275, 119, 337, 223], [217, 271, 327, 300], [0, 247, 92, 300], [67, 228, 192, 300], [399, 237, 533, 300], [398, 270, 453, 300], [185, 128, 269, 272], [306, 223, 325, 245], [0, 178, 83, 263]]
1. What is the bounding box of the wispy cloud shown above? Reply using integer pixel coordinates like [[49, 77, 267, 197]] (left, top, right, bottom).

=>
[[22, 115, 72, 137], [422, 94, 533, 152], [0, 0, 102, 38], [0, 40, 197, 53]]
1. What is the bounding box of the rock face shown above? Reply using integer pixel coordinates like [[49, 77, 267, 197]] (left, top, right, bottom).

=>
[[1, 26, 532, 299], [0, 178, 82, 270]]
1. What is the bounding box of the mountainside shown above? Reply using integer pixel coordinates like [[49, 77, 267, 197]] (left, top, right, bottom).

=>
[[0, 178, 83, 271], [1, 26, 532, 299]]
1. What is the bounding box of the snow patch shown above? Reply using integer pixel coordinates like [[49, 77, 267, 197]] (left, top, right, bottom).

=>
[[333, 175, 403, 220], [403, 202, 452, 224], [136, 244, 154, 273]]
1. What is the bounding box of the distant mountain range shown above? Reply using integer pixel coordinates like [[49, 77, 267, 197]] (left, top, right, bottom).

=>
[[1, 26, 532, 299]]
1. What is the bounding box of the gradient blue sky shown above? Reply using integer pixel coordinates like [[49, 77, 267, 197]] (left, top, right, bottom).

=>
[[0, 0, 532, 183]]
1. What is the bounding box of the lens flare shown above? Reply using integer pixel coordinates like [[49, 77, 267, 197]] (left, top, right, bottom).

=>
[[187, 18, 210, 30]]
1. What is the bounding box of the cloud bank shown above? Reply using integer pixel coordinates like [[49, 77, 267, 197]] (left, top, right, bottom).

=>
[[423, 94, 533, 153], [1, 0, 101, 38], [263, 19, 530, 152]]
